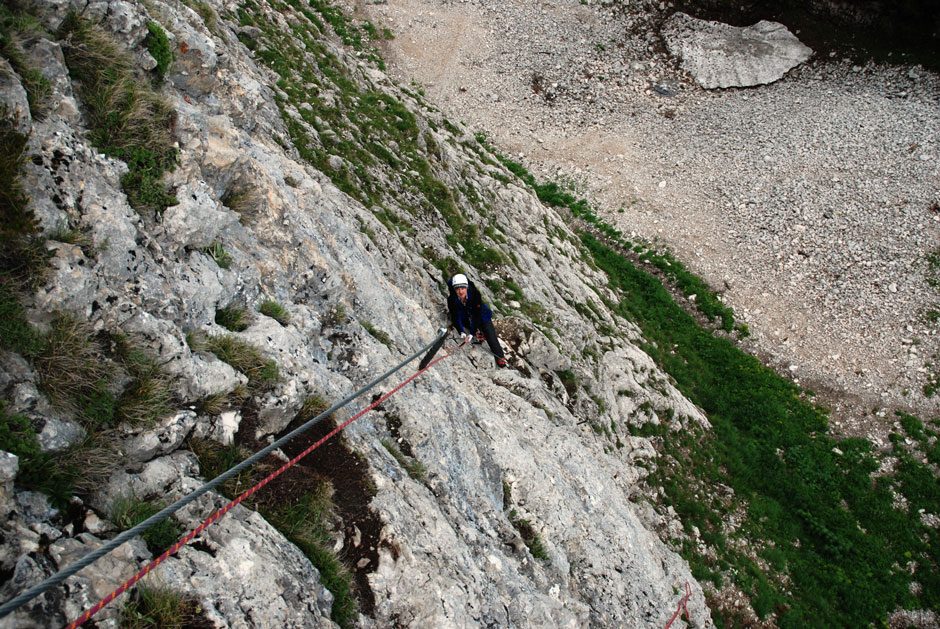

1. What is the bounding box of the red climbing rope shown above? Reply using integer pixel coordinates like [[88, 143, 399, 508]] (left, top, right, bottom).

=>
[[663, 581, 693, 629], [66, 339, 466, 628]]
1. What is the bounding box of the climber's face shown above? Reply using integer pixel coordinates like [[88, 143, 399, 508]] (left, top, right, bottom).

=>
[[456, 287, 468, 301]]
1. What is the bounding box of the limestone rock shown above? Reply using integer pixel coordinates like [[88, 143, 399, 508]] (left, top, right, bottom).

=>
[[161, 180, 239, 249], [190, 409, 242, 445], [122, 410, 198, 463], [51, 534, 151, 627], [156, 497, 338, 627], [0, 452, 18, 520], [662, 12, 813, 89], [0, 58, 31, 133], [23, 37, 81, 125], [15, 491, 58, 526], [0, 0, 722, 625], [166, 18, 219, 95]]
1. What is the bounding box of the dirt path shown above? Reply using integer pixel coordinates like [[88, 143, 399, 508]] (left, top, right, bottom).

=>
[[359, 0, 940, 439]]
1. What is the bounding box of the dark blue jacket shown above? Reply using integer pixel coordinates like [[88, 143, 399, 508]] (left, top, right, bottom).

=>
[[447, 278, 492, 336]]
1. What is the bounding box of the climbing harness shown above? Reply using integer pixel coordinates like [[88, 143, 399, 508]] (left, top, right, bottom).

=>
[[0, 327, 463, 625]]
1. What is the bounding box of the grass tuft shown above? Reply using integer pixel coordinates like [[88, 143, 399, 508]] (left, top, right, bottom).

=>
[[0, 401, 76, 506], [33, 313, 115, 424], [145, 22, 173, 79], [110, 494, 181, 556], [0, 6, 53, 118], [121, 585, 203, 629], [215, 305, 249, 332], [112, 334, 174, 425], [0, 110, 50, 288], [221, 184, 264, 220], [259, 300, 291, 326], [323, 303, 348, 327], [203, 241, 233, 269], [381, 438, 426, 481], [203, 334, 279, 391], [359, 319, 392, 348], [58, 13, 178, 215], [508, 509, 550, 561]]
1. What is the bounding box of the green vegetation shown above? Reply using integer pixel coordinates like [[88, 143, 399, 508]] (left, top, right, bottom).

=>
[[110, 495, 181, 555], [199, 385, 247, 416], [0, 111, 50, 288], [0, 401, 75, 506], [235, 0, 505, 279], [323, 302, 348, 327], [112, 333, 174, 425], [584, 232, 940, 627], [381, 438, 426, 481], [204, 241, 233, 269], [554, 369, 578, 398], [483, 142, 739, 333], [121, 585, 203, 628], [216, 305, 250, 332], [199, 333, 279, 390], [508, 510, 550, 561], [58, 13, 178, 215], [0, 285, 177, 506], [259, 300, 291, 326], [359, 319, 392, 348], [0, 6, 52, 118], [34, 313, 116, 425], [145, 21, 173, 79]]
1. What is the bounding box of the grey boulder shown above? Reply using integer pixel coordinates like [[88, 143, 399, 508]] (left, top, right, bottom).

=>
[[662, 12, 813, 89]]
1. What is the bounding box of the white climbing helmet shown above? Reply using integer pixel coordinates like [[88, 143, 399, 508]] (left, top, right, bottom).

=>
[[451, 274, 469, 289]]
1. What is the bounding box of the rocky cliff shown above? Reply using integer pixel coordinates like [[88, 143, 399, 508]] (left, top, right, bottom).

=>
[[0, 0, 714, 626]]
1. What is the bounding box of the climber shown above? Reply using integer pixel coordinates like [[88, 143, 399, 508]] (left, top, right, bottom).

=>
[[447, 273, 507, 368]]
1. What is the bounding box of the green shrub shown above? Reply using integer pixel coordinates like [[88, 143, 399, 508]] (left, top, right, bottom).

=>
[[554, 369, 578, 397], [0, 401, 75, 506], [121, 586, 200, 628], [259, 300, 290, 326], [508, 510, 550, 560], [216, 305, 249, 331], [119, 147, 179, 212], [203, 241, 233, 269], [145, 22, 173, 79], [204, 334, 279, 390], [110, 495, 181, 555]]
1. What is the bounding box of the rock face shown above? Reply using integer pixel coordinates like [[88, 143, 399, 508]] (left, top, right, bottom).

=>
[[662, 12, 813, 88], [0, 0, 716, 627]]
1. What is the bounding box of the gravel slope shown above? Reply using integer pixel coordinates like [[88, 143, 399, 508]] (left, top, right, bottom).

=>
[[359, 0, 940, 438]]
